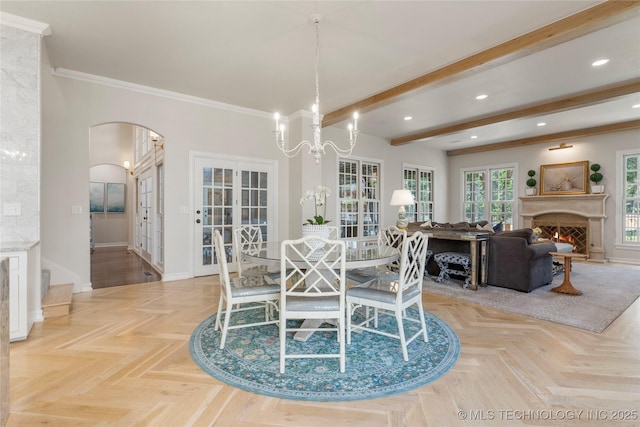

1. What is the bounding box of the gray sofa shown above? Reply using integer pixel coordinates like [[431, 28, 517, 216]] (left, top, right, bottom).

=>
[[486, 228, 555, 292]]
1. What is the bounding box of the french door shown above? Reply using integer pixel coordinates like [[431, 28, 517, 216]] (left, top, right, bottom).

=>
[[193, 156, 275, 276], [138, 174, 153, 263]]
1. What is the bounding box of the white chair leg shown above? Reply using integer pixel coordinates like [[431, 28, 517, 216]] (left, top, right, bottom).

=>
[[417, 299, 428, 342], [219, 299, 233, 349], [214, 294, 225, 331], [396, 309, 409, 361], [339, 315, 345, 373], [346, 301, 352, 344], [279, 311, 286, 374]]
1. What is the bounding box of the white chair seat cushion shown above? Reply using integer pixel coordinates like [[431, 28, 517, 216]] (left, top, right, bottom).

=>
[[346, 268, 399, 283], [230, 277, 280, 298], [284, 296, 340, 312], [347, 279, 421, 305]]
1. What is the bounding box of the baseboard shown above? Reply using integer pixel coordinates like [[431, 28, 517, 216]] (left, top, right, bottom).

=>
[[94, 243, 128, 248], [606, 257, 640, 266], [161, 272, 191, 282]]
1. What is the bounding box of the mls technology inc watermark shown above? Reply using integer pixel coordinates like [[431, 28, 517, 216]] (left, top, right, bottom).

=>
[[456, 409, 638, 422]]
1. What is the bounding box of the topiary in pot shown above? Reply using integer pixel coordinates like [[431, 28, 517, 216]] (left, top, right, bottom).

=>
[[589, 163, 604, 193], [525, 169, 537, 195]]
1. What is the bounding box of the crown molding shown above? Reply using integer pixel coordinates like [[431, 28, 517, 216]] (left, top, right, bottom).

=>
[[0, 12, 51, 36], [51, 67, 273, 120]]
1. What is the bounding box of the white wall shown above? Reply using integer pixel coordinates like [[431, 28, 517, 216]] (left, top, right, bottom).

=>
[[39, 49, 448, 287], [447, 130, 640, 263], [39, 45, 637, 289]]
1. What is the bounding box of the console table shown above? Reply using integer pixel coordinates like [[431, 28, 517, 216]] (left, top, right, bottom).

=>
[[420, 230, 490, 291]]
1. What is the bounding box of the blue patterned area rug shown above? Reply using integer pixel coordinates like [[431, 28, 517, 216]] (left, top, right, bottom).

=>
[[190, 307, 460, 401]]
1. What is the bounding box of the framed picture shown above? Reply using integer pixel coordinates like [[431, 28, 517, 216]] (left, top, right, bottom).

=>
[[539, 161, 588, 195], [106, 183, 126, 212], [90, 182, 105, 213]]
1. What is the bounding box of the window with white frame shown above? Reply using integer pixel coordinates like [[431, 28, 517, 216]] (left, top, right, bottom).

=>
[[338, 159, 381, 239], [621, 151, 640, 245], [403, 166, 434, 222], [463, 165, 515, 225]]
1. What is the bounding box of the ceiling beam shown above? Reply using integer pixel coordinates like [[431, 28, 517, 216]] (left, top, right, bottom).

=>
[[445, 119, 640, 156], [322, 0, 640, 128], [390, 78, 640, 145]]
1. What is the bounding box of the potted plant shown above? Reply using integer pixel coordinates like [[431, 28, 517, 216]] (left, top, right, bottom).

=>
[[589, 163, 604, 194], [525, 169, 537, 196]]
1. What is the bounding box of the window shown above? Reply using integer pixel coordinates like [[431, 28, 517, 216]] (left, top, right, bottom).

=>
[[338, 159, 381, 239], [463, 165, 515, 225], [403, 166, 434, 222], [621, 151, 640, 245]]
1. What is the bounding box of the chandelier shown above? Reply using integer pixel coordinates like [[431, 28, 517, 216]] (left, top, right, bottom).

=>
[[274, 15, 359, 164]]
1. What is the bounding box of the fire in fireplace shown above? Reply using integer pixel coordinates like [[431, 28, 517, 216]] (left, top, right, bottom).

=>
[[533, 213, 589, 254]]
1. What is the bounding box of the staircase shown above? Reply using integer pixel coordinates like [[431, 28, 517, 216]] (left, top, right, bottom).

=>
[[41, 269, 74, 318]]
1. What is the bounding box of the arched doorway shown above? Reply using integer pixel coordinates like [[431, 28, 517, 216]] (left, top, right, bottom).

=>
[[89, 123, 164, 288]]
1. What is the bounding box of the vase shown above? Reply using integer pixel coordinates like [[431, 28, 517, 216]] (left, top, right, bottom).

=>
[[525, 188, 537, 196]]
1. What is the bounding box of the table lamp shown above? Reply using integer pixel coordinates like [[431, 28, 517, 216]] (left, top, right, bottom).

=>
[[390, 189, 414, 229]]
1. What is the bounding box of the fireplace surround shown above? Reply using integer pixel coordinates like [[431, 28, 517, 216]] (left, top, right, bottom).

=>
[[520, 194, 608, 262]]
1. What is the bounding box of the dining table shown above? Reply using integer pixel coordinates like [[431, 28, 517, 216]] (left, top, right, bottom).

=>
[[241, 239, 400, 342]]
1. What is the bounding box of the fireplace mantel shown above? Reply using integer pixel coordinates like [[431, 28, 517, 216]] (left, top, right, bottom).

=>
[[520, 194, 608, 262]]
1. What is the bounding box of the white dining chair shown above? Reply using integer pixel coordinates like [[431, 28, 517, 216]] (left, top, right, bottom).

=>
[[327, 225, 340, 239], [279, 235, 347, 373], [346, 231, 429, 361], [345, 225, 406, 285], [213, 229, 280, 349], [233, 225, 269, 278]]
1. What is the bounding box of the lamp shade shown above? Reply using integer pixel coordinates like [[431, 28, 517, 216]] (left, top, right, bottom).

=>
[[390, 189, 414, 206]]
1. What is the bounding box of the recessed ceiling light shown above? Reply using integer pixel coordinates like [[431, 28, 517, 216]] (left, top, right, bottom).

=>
[[537, 122, 546, 127], [633, 104, 640, 109], [404, 116, 412, 121], [470, 135, 478, 139], [475, 94, 488, 100], [592, 58, 609, 67]]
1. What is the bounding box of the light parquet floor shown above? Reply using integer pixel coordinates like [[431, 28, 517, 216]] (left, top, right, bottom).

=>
[[7, 267, 640, 426]]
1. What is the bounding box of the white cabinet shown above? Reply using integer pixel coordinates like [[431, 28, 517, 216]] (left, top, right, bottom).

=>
[[8, 252, 27, 341], [2, 242, 40, 342]]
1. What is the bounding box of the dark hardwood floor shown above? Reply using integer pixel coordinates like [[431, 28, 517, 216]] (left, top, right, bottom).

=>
[[90, 246, 161, 288]]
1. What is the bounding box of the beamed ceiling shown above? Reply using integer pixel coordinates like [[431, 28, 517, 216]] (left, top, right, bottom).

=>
[[1, 1, 639, 155]]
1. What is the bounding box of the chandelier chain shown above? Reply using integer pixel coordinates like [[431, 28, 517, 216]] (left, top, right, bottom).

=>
[[273, 15, 359, 164]]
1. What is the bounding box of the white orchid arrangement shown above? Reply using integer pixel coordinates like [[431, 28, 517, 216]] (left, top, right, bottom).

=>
[[300, 185, 331, 225]]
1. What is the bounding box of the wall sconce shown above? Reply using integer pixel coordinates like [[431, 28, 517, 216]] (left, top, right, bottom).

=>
[[548, 143, 573, 151], [150, 131, 164, 149], [123, 160, 133, 175], [390, 189, 415, 229]]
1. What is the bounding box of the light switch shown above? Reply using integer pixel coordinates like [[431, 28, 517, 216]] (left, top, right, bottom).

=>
[[71, 205, 83, 214], [3, 202, 21, 216]]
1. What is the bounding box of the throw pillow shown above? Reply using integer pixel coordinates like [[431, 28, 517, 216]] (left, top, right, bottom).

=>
[[477, 223, 494, 232], [420, 220, 433, 228], [492, 222, 504, 232]]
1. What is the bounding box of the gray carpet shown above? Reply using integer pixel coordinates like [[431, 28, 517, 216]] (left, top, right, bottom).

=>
[[423, 262, 640, 333]]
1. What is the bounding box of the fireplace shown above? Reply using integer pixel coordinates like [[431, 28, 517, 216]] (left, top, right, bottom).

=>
[[520, 194, 608, 262], [533, 213, 588, 254]]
